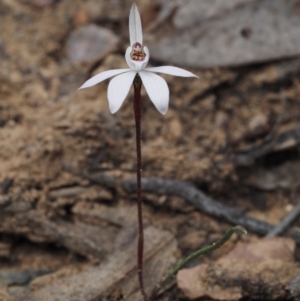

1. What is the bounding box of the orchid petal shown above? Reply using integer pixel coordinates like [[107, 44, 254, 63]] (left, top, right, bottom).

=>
[[145, 66, 198, 78], [139, 71, 169, 115], [78, 69, 130, 89], [129, 3, 143, 46], [125, 46, 150, 71], [125, 46, 135, 70], [107, 71, 137, 114]]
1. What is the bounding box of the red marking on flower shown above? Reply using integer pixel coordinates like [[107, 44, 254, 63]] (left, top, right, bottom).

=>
[[131, 42, 146, 61]]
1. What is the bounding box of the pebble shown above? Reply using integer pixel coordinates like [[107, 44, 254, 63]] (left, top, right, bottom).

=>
[[66, 24, 119, 63], [248, 113, 268, 132], [73, 10, 89, 27]]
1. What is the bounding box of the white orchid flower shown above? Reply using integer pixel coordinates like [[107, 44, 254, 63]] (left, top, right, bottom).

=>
[[79, 3, 198, 115]]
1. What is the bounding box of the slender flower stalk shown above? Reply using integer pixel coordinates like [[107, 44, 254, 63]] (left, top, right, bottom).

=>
[[133, 74, 148, 300], [78, 3, 198, 300]]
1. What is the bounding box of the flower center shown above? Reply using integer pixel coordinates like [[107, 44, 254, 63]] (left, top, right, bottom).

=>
[[130, 42, 146, 61]]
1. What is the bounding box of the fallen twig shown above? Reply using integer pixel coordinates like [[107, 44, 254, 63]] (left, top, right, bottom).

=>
[[266, 203, 300, 238], [63, 165, 300, 244]]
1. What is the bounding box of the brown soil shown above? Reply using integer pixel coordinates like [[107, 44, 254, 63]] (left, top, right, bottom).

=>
[[0, 1, 299, 300]]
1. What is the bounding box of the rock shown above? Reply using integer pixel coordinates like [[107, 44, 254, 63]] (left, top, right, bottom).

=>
[[173, 0, 255, 29], [150, 0, 300, 68], [65, 24, 119, 63], [177, 237, 298, 300]]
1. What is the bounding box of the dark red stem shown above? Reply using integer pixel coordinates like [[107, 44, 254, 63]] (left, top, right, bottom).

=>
[[133, 74, 148, 301]]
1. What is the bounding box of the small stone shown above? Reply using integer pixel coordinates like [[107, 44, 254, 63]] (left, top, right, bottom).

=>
[[242, 112, 270, 140], [73, 10, 89, 27], [248, 113, 268, 132], [66, 25, 119, 63]]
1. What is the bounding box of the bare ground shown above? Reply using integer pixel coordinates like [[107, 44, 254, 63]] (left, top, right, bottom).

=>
[[0, 1, 300, 300]]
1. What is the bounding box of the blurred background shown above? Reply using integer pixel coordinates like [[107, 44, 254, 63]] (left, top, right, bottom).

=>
[[0, 0, 300, 300]]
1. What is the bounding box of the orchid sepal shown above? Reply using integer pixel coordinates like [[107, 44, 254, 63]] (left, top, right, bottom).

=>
[[78, 2, 198, 115], [129, 3, 143, 46]]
